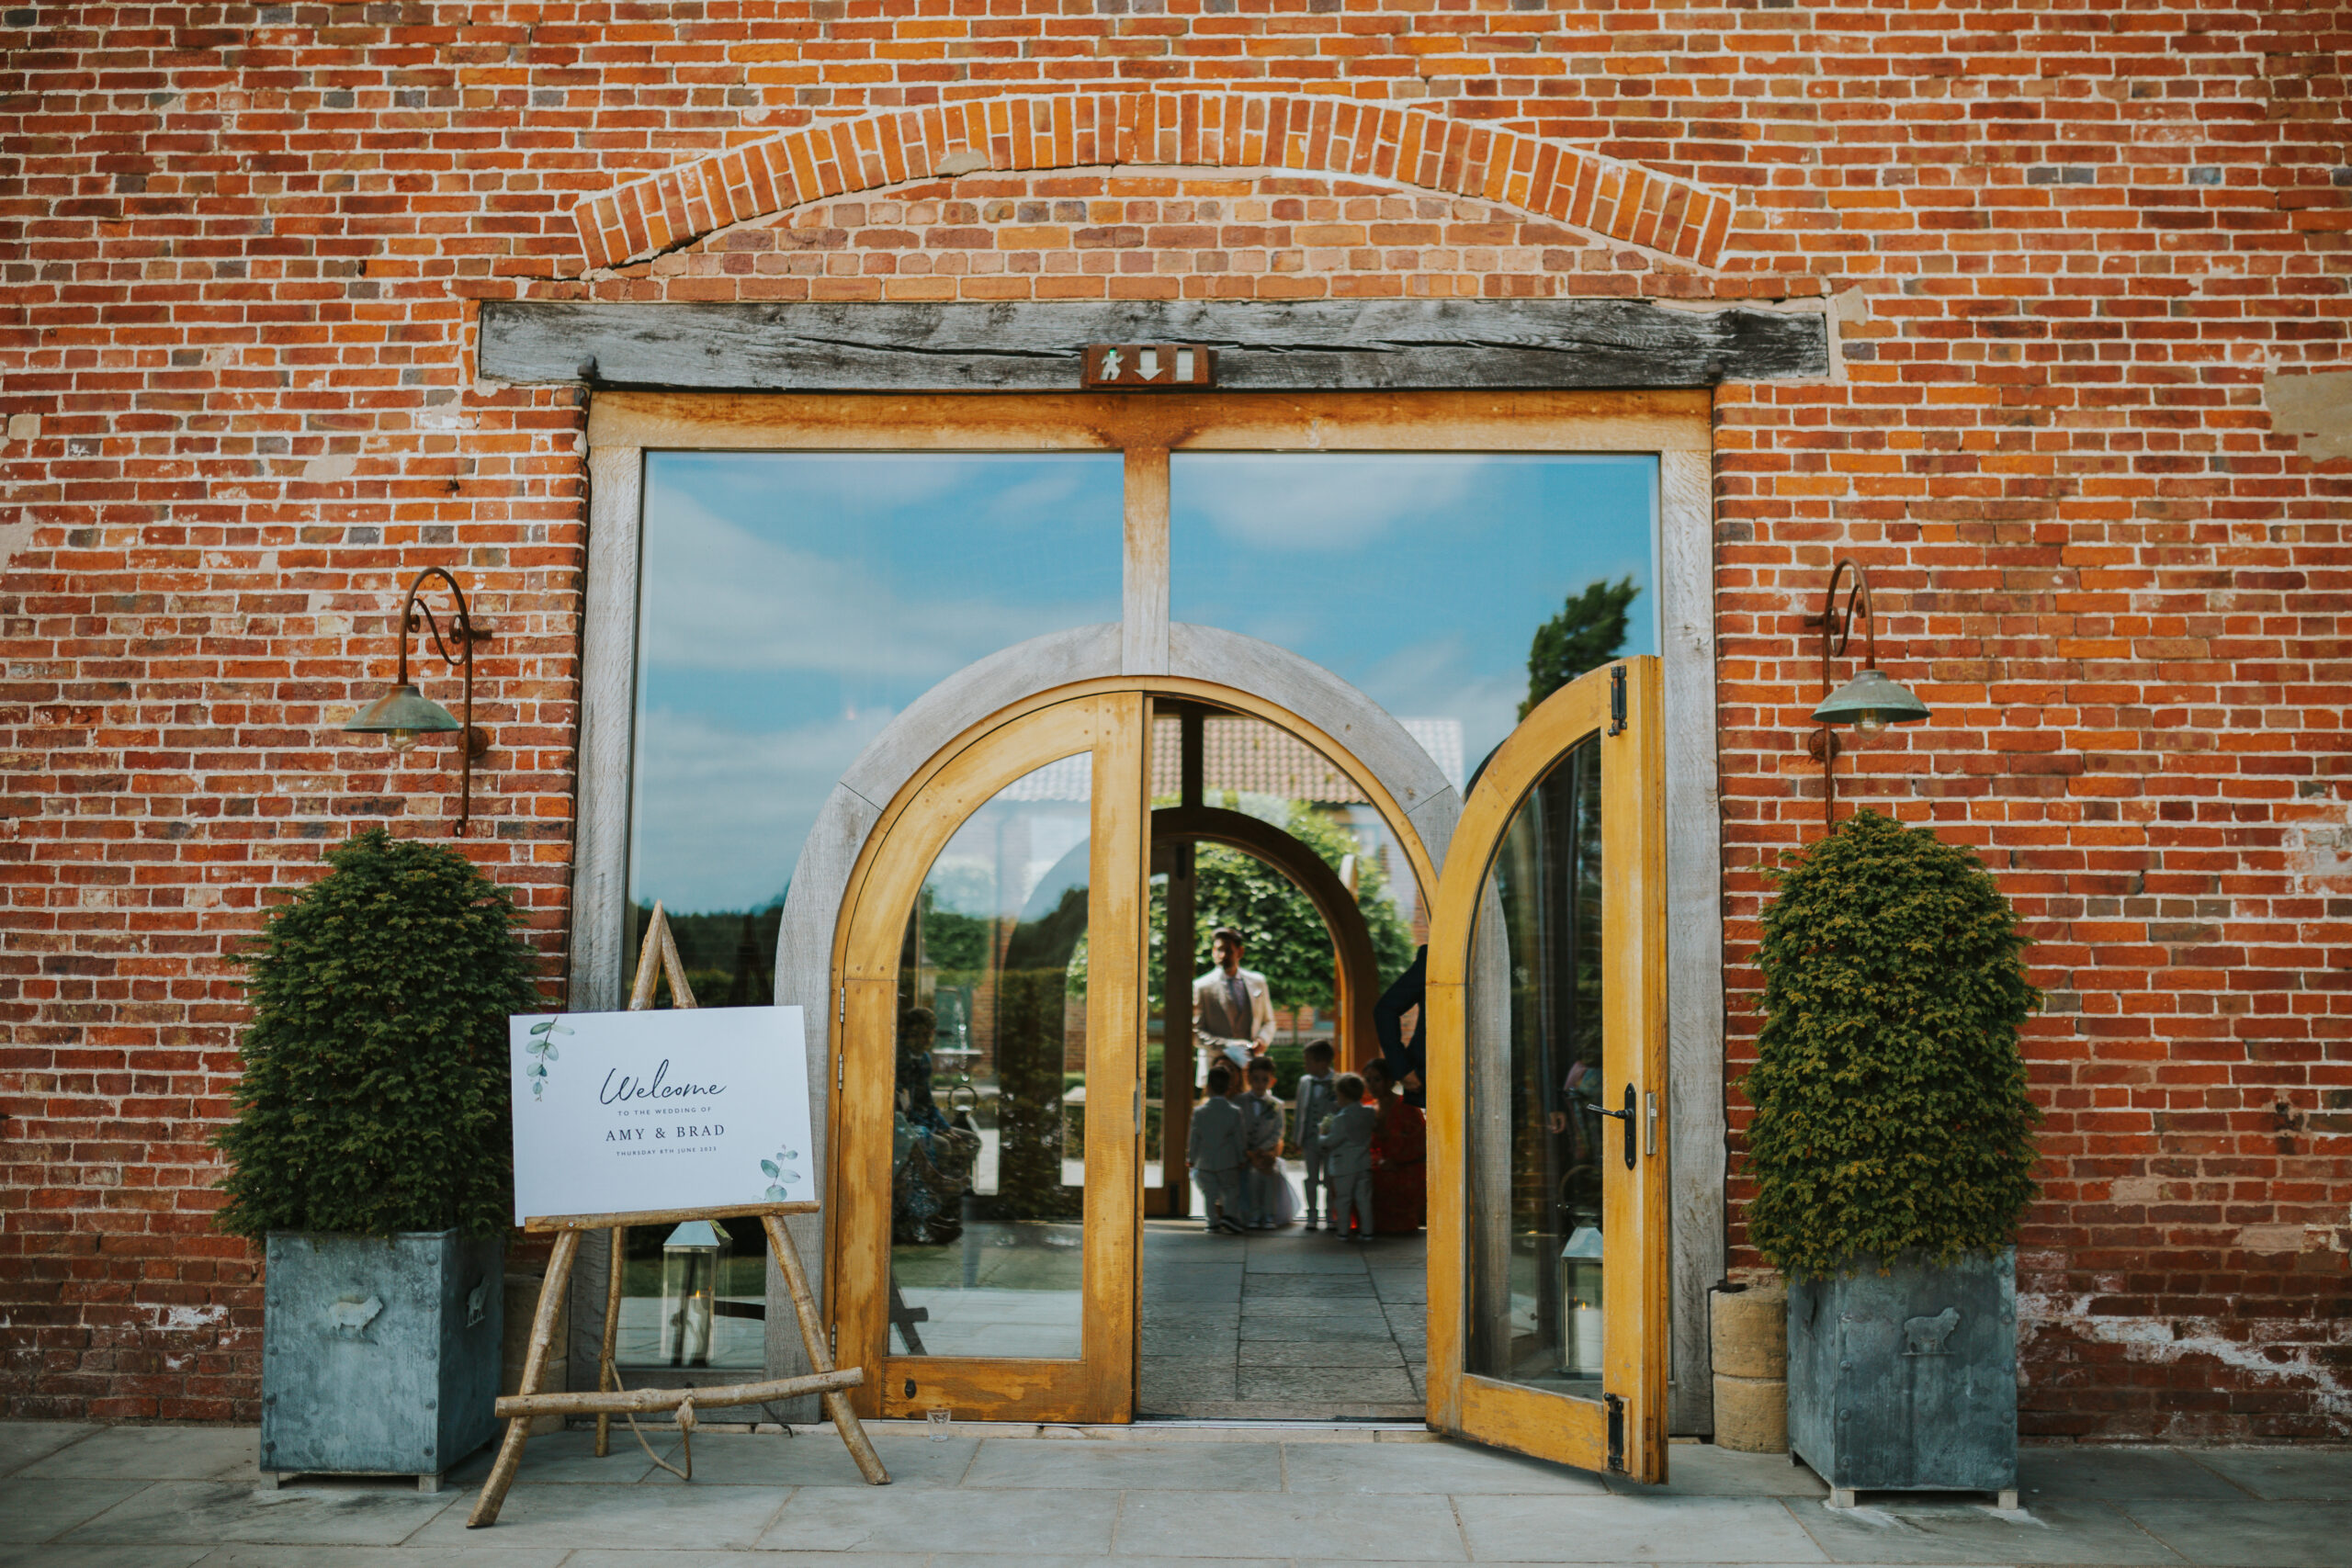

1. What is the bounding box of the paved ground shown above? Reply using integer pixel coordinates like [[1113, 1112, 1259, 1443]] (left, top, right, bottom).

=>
[[3, 1419, 2346, 1567], [1139, 1219, 1427, 1419]]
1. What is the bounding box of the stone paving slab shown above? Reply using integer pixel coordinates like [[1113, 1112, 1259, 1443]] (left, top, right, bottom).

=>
[[2177, 1449, 2350, 1500], [1237, 1315, 1399, 1340], [1280, 1439, 1606, 1495], [2016, 1449, 2247, 1504], [15, 1427, 261, 1483], [639, 1433, 978, 1489], [563, 1554, 930, 1568], [2, 1423, 2347, 1567], [187, 1549, 572, 1567], [960, 1436, 1276, 1490], [58, 1481, 457, 1549], [0, 1546, 211, 1568], [0, 1423, 98, 1478], [2116, 1500, 2352, 1568], [1458, 1495, 1832, 1563], [757, 1484, 1120, 1554], [1115, 1491, 1466, 1560], [1789, 1498, 2185, 1565], [413, 1483, 785, 1550], [0, 1480, 156, 1545]]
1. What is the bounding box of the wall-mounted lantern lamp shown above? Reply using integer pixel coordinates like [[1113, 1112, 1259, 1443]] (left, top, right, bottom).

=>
[[342, 566, 489, 835], [1805, 558, 1929, 829]]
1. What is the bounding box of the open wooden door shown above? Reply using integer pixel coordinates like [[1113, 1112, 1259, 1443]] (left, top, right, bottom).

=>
[[1426, 657, 1670, 1482], [833, 694, 1148, 1424]]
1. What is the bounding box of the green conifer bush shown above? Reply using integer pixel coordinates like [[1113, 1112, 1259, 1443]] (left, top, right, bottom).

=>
[[1743, 809, 2041, 1278], [215, 829, 541, 1238]]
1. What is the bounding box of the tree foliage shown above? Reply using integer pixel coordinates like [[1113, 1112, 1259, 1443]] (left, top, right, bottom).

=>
[[214, 829, 542, 1239], [1148, 798, 1417, 1014], [1521, 576, 1640, 718], [1742, 810, 2042, 1277]]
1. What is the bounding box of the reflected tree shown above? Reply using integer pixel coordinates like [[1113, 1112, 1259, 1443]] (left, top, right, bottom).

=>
[[1521, 577, 1640, 718]]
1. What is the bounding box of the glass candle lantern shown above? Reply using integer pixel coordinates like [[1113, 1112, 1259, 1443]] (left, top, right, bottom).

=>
[[661, 1220, 731, 1368], [1558, 1224, 1604, 1378]]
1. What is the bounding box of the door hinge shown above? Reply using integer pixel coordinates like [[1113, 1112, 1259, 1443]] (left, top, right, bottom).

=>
[[1645, 1089, 1659, 1157], [829, 1324, 837, 1358], [838, 985, 846, 1024], [837, 1053, 844, 1092], [1606, 1393, 1626, 1473], [1609, 663, 1628, 736]]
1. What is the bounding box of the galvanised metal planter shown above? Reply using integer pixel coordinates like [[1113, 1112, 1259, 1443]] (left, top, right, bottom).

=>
[[261, 1230, 503, 1485], [1786, 1247, 2018, 1507]]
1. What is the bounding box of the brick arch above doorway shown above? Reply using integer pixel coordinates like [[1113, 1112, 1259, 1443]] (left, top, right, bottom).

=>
[[571, 92, 1739, 276]]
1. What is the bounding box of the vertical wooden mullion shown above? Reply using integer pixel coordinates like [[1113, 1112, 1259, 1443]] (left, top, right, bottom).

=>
[[1081, 693, 1146, 1420], [1123, 446, 1170, 676]]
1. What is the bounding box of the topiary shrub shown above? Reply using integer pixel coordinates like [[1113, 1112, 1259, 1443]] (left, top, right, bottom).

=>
[[1743, 809, 2041, 1278], [215, 829, 541, 1239]]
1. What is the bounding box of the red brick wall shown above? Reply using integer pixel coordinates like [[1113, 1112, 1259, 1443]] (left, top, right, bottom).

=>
[[3, 5, 2345, 1437]]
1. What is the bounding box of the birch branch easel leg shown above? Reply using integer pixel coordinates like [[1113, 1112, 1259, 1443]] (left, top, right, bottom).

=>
[[594, 1224, 623, 1459], [468, 1227, 580, 1528], [764, 1212, 889, 1484], [597, 905, 696, 1456]]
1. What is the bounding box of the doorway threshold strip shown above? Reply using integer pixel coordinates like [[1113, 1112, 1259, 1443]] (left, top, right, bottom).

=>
[[571, 91, 1737, 274], [736, 1418, 1443, 1443]]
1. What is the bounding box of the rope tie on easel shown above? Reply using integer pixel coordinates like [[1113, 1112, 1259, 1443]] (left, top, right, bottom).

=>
[[604, 1360, 695, 1481]]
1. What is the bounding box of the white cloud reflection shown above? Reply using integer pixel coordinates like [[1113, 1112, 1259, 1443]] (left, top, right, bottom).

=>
[[1177, 456, 1484, 552], [640, 489, 1109, 682], [628, 705, 896, 914]]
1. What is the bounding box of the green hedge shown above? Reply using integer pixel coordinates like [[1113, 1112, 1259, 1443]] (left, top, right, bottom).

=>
[[1743, 810, 2041, 1277], [214, 829, 541, 1239]]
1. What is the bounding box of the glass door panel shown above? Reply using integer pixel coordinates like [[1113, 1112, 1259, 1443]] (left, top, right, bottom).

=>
[[1429, 658, 1668, 1482], [1466, 737, 1608, 1395], [888, 756, 1092, 1359]]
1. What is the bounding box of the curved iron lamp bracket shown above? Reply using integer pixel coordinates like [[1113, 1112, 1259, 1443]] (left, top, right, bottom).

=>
[[393, 566, 490, 835], [1804, 557, 1875, 831]]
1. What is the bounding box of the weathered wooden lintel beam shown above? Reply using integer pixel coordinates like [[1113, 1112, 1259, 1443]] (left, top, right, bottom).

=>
[[478, 299, 1830, 393]]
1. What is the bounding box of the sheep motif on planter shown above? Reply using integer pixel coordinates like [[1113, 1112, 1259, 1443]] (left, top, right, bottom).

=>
[[1902, 1307, 1961, 1357]]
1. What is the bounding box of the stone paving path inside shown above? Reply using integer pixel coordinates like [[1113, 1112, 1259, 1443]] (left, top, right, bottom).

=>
[[1138, 1218, 1427, 1420], [3, 1418, 2346, 1568]]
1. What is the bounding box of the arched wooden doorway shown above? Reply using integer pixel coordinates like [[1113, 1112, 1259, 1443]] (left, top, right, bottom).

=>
[[816, 656, 1671, 1480], [825, 678, 1437, 1425]]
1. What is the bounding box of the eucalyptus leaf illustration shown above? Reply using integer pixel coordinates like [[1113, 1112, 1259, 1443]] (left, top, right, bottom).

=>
[[523, 1018, 572, 1100], [762, 1144, 804, 1201]]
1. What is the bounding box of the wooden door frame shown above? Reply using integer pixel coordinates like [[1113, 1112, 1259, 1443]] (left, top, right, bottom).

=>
[[832, 694, 1148, 1422], [568, 389, 1726, 1434], [1425, 657, 1670, 1478]]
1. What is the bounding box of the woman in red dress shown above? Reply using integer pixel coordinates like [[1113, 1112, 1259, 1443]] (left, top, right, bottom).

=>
[[1363, 1057, 1427, 1234]]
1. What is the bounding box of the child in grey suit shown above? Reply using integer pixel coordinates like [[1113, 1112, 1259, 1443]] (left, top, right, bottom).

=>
[[1187, 1061, 1250, 1235], [1318, 1071, 1377, 1242], [1294, 1040, 1338, 1230], [1240, 1055, 1286, 1229]]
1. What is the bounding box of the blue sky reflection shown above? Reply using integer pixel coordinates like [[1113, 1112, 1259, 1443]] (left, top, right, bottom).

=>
[[1170, 452, 1659, 778], [629, 451, 1124, 914]]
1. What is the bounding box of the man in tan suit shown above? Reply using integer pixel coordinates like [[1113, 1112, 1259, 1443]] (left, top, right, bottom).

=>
[[1193, 926, 1275, 1079]]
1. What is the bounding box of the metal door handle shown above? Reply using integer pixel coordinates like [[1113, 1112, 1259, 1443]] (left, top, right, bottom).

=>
[[1590, 1083, 1638, 1169]]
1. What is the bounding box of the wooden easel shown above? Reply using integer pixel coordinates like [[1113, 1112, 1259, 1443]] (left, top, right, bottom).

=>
[[466, 905, 888, 1529]]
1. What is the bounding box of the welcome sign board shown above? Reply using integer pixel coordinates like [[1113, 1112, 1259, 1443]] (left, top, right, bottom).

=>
[[508, 1005, 814, 1225]]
